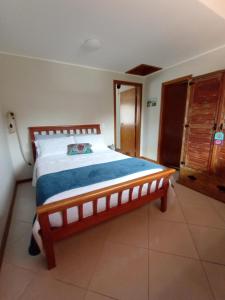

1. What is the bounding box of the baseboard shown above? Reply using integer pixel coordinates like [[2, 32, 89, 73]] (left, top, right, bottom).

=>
[[0, 178, 32, 270], [0, 182, 17, 269], [17, 178, 32, 184], [140, 156, 158, 163]]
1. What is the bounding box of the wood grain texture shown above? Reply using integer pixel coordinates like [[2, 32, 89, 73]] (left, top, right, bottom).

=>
[[159, 80, 188, 168], [120, 88, 136, 156], [184, 72, 223, 172], [126, 64, 162, 76], [113, 80, 142, 157], [211, 74, 225, 179], [158, 75, 192, 167], [179, 167, 225, 202], [180, 70, 225, 201]]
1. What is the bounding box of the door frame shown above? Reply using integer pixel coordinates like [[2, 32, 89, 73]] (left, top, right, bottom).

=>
[[113, 80, 143, 157], [157, 75, 192, 165]]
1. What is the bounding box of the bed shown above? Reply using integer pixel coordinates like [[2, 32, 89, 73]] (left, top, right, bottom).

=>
[[29, 124, 175, 269]]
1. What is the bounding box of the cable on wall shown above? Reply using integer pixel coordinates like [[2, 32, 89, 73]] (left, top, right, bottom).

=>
[[7, 112, 32, 166]]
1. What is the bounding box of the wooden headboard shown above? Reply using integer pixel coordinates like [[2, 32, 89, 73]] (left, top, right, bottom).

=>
[[29, 124, 101, 161]]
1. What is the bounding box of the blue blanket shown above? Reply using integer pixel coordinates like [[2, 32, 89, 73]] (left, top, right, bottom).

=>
[[29, 158, 164, 255], [36, 158, 164, 206]]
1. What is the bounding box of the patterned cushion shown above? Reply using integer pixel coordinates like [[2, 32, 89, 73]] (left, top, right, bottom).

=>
[[67, 143, 93, 155]]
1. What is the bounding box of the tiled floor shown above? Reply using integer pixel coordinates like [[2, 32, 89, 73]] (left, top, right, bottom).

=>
[[1, 181, 225, 300]]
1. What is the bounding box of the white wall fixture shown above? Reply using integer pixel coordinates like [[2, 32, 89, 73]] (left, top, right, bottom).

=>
[[83, 38, 102, 51], [6, 111, 32, 166], [6, 111, 16, 133], [147, 98, 157, 107]]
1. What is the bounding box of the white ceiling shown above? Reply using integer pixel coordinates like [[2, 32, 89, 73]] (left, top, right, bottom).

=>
[[0, 0, 225, 73]]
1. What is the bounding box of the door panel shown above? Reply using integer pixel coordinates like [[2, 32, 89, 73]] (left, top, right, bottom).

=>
[[211, 74, 225, 179], [120, 88, 136, 156], [185, 73, 223, 172], [160, 81, 188, 168]]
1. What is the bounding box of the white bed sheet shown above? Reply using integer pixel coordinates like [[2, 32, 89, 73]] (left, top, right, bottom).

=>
[[32, 150, 168, 252]]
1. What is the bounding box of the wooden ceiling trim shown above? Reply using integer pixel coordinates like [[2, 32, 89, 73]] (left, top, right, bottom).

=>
[[126, 64, 162, 76]]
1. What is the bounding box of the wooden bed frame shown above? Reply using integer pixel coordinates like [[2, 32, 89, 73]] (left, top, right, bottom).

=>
[[29, 124, 175, 269]]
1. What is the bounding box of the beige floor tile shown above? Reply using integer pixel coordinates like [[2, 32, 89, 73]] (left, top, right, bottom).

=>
[[208, 199, 225, 221], [181, 204, 225, 229], [49, 223, 109, 288], [85, 291, 116, 300], [149, 219, 198, 258], [90, 242, 148, 300], [19, 275, 86, 300], [175, 183, 213, 208], [203, 262, 225, 300], [0, 263, 35, 300], [190, 225, 225, 265], [7, 220, 32, 246], [149, 196, 185, 223], [12, 182, 36, 224], [107, 211, 148, 248], [128, 203, 149, 217], [149, 251, 213, 300], [4, 230, 46, 272]]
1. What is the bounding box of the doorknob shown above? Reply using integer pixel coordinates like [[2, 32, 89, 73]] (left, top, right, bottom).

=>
[[212, 123, 217, 131]]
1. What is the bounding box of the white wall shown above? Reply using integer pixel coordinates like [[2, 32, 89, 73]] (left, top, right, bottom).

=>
[[0, 54, 144, 179], [0, 102, 15, 243], [142, 46, 225, 160]]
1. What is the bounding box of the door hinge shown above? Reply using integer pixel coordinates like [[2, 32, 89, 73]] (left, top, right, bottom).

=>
[[180, 161, 185, 165], [184, 124, 189, 128], [189, 81, 195, 86]]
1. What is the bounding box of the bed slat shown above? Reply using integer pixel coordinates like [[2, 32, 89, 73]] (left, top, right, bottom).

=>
[[62, 210, 68, 226], [118, 191, 122, 206], [93, 200, 98, 215], [106, 195, 110, 210], [155, 180, 160, 192], [147, 182, 152, 195], [78, 205, 83, 221], [138, 185, 143, 198]]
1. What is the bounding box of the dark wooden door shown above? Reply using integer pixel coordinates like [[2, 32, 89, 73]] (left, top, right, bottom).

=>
[[211, 74, 225, 179], [160, 81, 188, 168], [120, 88, 136, 156], [184, 73, 223, 172]]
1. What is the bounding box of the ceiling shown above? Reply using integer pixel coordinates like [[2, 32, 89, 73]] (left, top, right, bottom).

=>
[[0, 0, 225, 73]]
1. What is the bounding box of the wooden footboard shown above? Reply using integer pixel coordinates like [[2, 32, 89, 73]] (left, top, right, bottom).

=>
[[37, 168, 175, 269]]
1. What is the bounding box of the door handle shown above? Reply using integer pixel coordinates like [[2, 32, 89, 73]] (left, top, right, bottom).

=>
[[212, 123, 217, 131]]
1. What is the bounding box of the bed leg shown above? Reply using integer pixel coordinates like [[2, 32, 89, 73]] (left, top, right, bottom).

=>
[[160, 181, 169, 212], [43, 239, 56, 270], [39, 214, 56, 270], [160, 195, 167, 212]]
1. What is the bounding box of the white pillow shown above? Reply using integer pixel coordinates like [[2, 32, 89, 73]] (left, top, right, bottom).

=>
[[35, 136, 74, 157], [74, 134, 108, 152]]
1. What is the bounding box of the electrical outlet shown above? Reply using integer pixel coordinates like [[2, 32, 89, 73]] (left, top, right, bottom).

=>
[[7, 112, 16, 133]]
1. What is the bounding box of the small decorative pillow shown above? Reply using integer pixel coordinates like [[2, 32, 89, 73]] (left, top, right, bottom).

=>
[[67, 143, 93, 155]]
